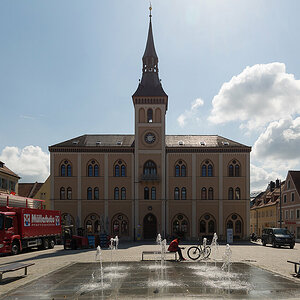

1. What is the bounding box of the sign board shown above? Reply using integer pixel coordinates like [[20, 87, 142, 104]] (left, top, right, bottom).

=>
[[227, 228, 233, 244]]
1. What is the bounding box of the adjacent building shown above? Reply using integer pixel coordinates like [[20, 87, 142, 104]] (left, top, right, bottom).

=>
[[49, 12, 251, 241], [0, 161, 19, 195]]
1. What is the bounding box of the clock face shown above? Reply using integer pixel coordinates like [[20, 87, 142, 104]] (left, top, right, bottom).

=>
[[144, 132, 156, 144]]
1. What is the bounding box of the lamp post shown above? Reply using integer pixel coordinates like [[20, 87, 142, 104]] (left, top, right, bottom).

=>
[[276, 179, 282, 228]]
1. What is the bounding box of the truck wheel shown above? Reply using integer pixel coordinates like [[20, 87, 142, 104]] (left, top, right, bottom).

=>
[[49, 239, 55, 249], [272, 241, 277, 248], [11, 241, 20, 255], [42, 239, 49, 249], [290, 244, 294, 249]]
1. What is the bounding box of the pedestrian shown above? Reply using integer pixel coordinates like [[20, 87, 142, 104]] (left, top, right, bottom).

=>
[[168, 237, 186, 261]]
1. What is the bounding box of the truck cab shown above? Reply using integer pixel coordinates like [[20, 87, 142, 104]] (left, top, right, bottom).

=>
[[0, 212, 21, 254]]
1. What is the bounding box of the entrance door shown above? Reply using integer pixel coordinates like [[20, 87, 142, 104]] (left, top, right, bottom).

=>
[[143, 213, 157, 240]]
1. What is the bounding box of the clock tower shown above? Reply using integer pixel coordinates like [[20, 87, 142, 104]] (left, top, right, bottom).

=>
[[132, 7, 168, 239]]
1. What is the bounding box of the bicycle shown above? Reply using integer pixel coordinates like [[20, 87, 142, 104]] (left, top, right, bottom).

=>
[[187, 241, 211, 260]]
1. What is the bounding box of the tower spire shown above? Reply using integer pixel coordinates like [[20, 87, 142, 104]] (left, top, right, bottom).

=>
[[132, 6, 167, 98]]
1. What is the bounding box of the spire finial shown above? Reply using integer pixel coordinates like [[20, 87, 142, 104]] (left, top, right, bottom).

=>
[[149, 2, 152, 18]]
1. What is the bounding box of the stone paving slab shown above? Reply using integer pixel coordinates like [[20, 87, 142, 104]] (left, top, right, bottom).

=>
[[1, 242, 300, 297]]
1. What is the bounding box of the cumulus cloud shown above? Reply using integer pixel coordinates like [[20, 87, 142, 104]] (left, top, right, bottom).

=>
[[250, 164, 282, 191], [0, 146, 50, 182], [177, 98, 204, 127], [208, 63, 300, 130], [252, 117, 300, 167]]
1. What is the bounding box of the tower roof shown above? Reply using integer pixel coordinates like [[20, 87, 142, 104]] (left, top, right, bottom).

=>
[[132, 7, 167, 98]]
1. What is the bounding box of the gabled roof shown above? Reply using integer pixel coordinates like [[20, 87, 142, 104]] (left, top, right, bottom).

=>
[[0, 161, 20, 179], [289, 171, 300, 196], [18, 182, 43, 198]]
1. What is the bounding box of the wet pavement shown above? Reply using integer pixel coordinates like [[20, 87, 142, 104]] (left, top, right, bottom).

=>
[[2, 261, 300, 299]]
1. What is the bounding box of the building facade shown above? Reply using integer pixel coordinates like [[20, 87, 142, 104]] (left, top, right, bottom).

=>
[[49, 13, 251, 241], [0, 161, 19, 195]]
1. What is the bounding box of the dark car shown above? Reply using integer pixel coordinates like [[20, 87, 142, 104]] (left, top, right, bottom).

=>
[[262, 228, 295, 249]]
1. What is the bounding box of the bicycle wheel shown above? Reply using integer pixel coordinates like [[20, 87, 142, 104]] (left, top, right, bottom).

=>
[[204, 246, 211, 258], [187, 246, 201, 260]]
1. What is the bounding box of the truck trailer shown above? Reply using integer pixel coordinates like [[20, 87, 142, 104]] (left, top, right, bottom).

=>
[[0, 194, 61, 255]]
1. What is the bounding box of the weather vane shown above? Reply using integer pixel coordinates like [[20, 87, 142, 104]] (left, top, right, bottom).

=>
[[149, 2, 152, 18]]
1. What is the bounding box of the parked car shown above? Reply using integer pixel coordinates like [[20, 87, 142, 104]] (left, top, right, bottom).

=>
[[262, 228, 295, 249]]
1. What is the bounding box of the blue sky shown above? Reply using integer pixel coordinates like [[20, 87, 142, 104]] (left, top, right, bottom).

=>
[[1, 1, 300, 191]]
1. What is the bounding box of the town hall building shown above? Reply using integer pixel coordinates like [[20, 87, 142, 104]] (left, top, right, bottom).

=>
[[49, 10, 251, 241]]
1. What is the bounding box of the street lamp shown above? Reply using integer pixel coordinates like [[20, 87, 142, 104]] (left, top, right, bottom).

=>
[[276, 179, 282, 228]]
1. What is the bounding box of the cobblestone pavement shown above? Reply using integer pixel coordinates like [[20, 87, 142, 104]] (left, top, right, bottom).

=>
[[1, 241, 300, 297]]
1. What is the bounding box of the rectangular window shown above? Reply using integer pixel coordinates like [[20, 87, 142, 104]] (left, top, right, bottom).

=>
[[283, 194, 287, 203], [291, 210, 294, 220], [297, 227, 300, 239], [291, 193, 295, 202], [266, 211, 268, 217], [297, 209, 300, 219], [285, 210, 289, 220], [270, 210, 272, 217]]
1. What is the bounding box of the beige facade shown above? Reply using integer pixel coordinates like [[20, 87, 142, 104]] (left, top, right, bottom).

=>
[[49, 15, 251, 241], [0, 161, 19, 195], [34, 176, 51, 210]]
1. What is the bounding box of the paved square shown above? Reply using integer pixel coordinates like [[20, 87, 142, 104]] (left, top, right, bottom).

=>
[[3, 261, 300, 299]]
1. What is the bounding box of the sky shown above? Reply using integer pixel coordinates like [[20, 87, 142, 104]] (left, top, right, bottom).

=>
[[1, 0, 300, 192]]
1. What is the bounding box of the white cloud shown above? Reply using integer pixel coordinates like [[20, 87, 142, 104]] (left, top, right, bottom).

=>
[[177, 98, 204, 127], [208, 63, 300, 130], [252, 117, 300, 168], [250, 164, 282, 191], [0, 146, 50, 182]]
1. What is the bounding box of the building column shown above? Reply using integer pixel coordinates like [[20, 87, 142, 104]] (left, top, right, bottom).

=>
[[77, 153, 82, 227], [104, 154, 109, 233], [245, 153, 250, 238], [192, 153, 197, 239], [218, 153, 223, 237], [131, 154, 135, 239], [165, 153, 169, 235], [50, 152, 54, 210]]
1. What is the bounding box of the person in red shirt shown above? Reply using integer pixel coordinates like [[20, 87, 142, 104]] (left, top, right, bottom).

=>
[[167, 237, 186, 261]]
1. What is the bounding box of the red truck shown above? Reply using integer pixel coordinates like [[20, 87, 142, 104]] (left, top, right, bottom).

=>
[[0, 195, 61, 255]]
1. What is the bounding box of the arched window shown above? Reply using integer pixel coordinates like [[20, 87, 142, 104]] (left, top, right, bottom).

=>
[[208, 164, 213, 177], [175, 165, 180, 177], [115, 165, 120, 177], [88, 165, 93, 177], [94, 187, 99, 200], [202, 165, 207, 176], [67, 165, 72, 177], [67, 187, 72, 200], [201, 187, 207, 200], [174, 187, 180, 200], [199, 213, 216, 236], [60, 187, 65, 200], [94, 164, 99, 177], [114, 160, 126, 177], [228, 187, 234, 200], [208, 220, 215, 233], [61, 165, 66, 177], [181, 165, 186, 177], [229, 165, 234, 177], [144, 187, 149, 200], [121, 187, 126, 200], [226, 213, 243, 239], [172, 214, 189, 237], [235, 164, 240, 177], [121, 165, 126, 177], [87, 187, 92, 200], [61, 213, 75, 226], [208, 187, 213, 200], [147, 108, 153, 123], [143, 160, 157, 177], [228, 159, 241, 177], [151, 187, 156, 200], [114, 187, 119, 200], [111, 213, 129, 237], [200, 220, 206, 233], [235, 187, 241, 200], [181, 187, 186, 200], [84, 214, 101, 234]]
